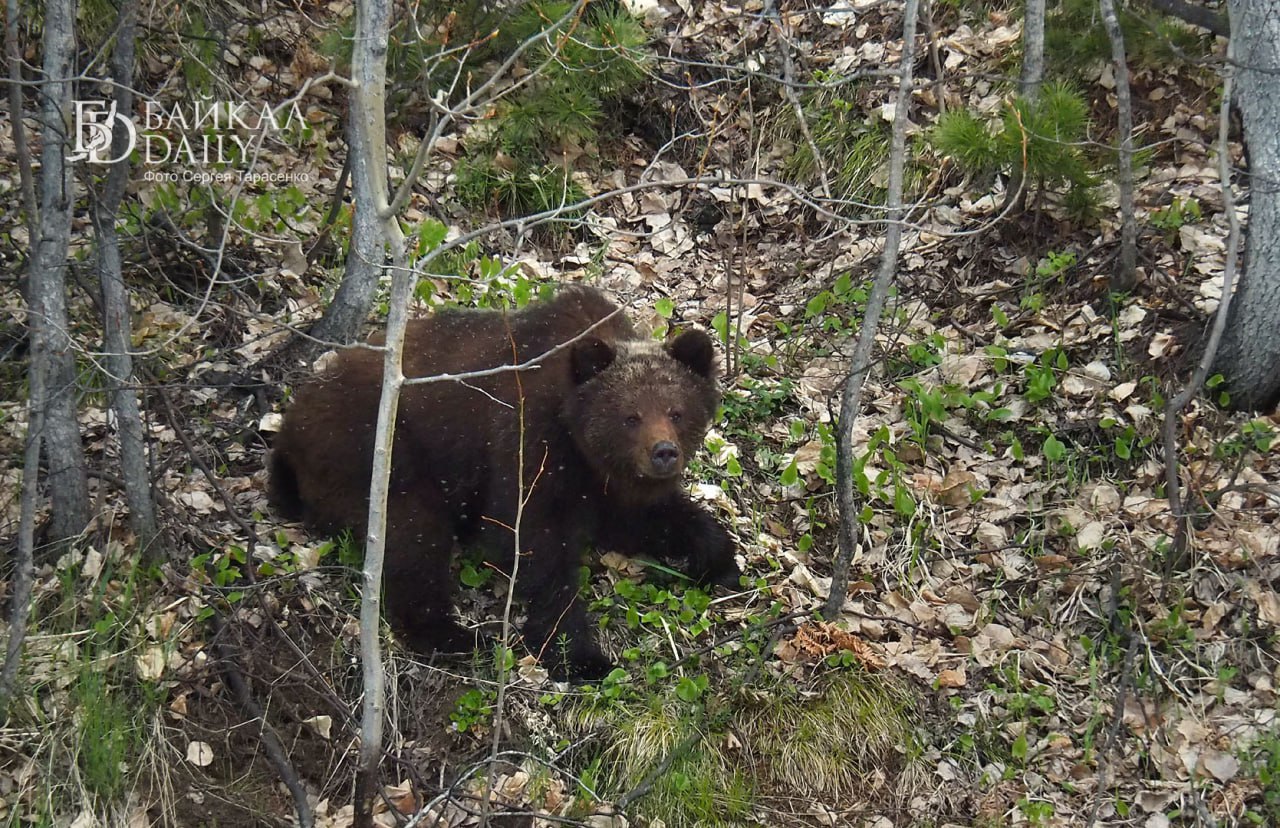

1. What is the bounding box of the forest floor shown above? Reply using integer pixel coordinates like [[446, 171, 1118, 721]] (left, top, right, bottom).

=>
[[1, 1, 1278, 827]]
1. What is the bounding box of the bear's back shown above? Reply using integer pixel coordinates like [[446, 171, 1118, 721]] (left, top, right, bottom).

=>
[[270, 286, 640, 531], [400, 286, 637, 381]]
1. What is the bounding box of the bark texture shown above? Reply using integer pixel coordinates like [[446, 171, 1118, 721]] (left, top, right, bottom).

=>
[[93, 0, 158, 547], [305, 3, 397, 355], [1100, 0, 1138, 291], [29, 0, 90, 541], [1216, 1, 1280, 411], [1019, 0, 1045, 100], [343, 0, 399, 823]]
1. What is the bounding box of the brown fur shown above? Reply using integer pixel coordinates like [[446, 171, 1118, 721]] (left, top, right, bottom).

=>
[[269, 286, 738, 679]]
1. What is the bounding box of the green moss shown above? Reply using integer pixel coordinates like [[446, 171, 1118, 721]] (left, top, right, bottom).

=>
[[568, 670, 921, 825]]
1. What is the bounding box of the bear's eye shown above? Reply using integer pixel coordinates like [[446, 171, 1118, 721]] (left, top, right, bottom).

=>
[[668, 410, 683, 424], [624, 414, 641, 428]]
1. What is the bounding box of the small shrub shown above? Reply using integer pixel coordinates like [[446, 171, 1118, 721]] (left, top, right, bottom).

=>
[[931, 81, 1101, 216], [782, 74, 927, 207], [1044, 0, 1211, 73]]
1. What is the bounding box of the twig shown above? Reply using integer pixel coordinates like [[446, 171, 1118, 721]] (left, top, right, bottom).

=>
[[483, 319, 534, 823], [1084, 632, 1140, 828], [922, 0, 946, 113], [304, 152, 352, 262], [1162, 27, 1241, 572], [4, 0, 36, 242], [400, 306, 625, 387], [209, 614, 315, 828], [764, 0, 831, 201], [1099, 0, 1138, 290], [0, 349, 45, 705], [154, 383, 325, 827]]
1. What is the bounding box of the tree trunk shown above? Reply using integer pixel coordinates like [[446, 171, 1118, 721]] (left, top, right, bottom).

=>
[[1215, 1, 1280, 411], [1006, 0, 1045, 213], [342, 0, 403, 822], [304, 1, 400, 357], [93, 0, 158, 548], [1099, 0, 1138, 291], [29, 0, 90, 542], [1020, 0, 1045, 101]]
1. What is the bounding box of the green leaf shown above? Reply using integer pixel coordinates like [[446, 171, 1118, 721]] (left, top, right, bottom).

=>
[[1043, 434, 1066, 463], [655, 297, 674, 318], [675, 675, 707, 703], [893, 484, 916, 518], [460, 563, 492, 588], [805, 292, 830, 318], [1012, 731, 1028, 762], [418, 219, 448, 250]]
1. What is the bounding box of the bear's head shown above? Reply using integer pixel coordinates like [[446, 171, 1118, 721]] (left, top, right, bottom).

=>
[[564, 330, 719, 495]]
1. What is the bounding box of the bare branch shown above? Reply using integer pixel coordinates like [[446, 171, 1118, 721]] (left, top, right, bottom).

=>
[[825, 0, 921, 620], [1162, 22, 1243, 570]]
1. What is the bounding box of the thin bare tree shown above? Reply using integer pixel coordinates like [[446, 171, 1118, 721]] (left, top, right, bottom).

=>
[[5, 0, 86, 714], [4, 0, 36, 243], [1006, 0, 1045, 213], [1099, 0, 1139, 291], [1020, 0, 1046, 101], [343, 0, 405, 823], [1162, 24, 1242, 571], [825, 0, 921, 620], [92, 0, 158, 549]]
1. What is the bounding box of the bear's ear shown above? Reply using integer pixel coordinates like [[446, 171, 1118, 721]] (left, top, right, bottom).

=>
[[666, 330, 717, 378], [571, 337, 616, 384]]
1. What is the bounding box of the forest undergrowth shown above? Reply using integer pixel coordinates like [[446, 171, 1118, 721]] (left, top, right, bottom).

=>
[[1, 1, 1277, 826]]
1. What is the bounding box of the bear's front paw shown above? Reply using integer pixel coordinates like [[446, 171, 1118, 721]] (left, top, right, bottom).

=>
[[396, 616, 478, 655], [701, 561, 742, 591], [541, 640, 614, 682], [690, 523, 741, 591], [563, 648, 615, 682]]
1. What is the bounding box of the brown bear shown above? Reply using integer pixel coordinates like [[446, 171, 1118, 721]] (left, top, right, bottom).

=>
[[268, 286, 739, 679]]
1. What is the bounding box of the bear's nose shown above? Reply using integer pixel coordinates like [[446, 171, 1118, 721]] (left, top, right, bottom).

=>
[[650, 441, 681, 476]]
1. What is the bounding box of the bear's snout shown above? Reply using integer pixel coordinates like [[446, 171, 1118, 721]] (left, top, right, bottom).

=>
[[649, 441, 682, 477]]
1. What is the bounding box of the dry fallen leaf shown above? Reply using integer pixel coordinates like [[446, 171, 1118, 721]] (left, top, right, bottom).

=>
[[135, 646, 166, 682], [303, 715, 333, 740], [186, 741, 214, 767], [1200, 750, 1240, 783]]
